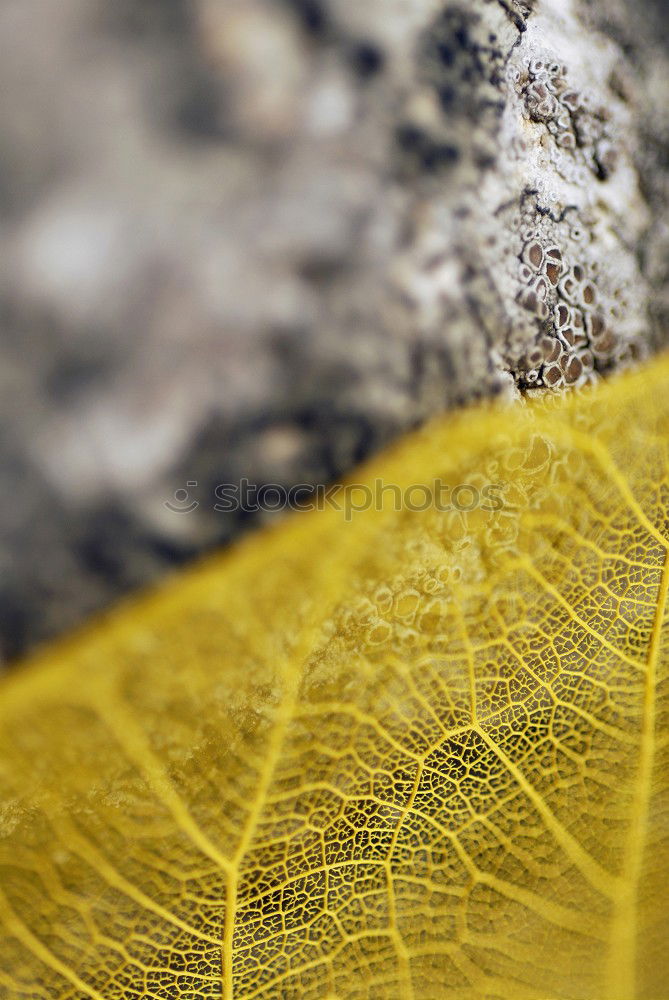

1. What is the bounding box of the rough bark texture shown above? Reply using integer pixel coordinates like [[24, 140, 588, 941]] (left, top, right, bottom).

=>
[[0, 0, 668, 662]]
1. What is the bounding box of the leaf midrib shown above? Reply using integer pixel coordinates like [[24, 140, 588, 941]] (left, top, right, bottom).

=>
[[605, 542, 669, 999]]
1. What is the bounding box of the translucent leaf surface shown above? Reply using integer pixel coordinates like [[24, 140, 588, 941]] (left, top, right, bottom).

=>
[[1, 356, 669, 1000]]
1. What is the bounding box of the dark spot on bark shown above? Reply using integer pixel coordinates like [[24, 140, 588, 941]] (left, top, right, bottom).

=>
[[0, 597, 30, 663], [286, 0, 329, 35], [420, 6, 506, 129], [396, 124, 460, 173], [349, 41, 386, 79], [438, 86, 457, 111], [437, 43, 456, 67]]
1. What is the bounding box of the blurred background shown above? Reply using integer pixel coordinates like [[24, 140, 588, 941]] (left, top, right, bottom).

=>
[[1, 0, 668, 664]]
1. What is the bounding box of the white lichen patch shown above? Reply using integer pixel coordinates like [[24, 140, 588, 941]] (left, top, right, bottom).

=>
[[470, 0, 652, 395]]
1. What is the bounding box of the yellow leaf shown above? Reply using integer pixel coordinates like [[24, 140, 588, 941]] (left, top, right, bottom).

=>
[[1, 355, 669, 1000]]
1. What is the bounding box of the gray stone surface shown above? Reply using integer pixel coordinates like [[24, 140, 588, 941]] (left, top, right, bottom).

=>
[[0, 0, 667, 662]]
